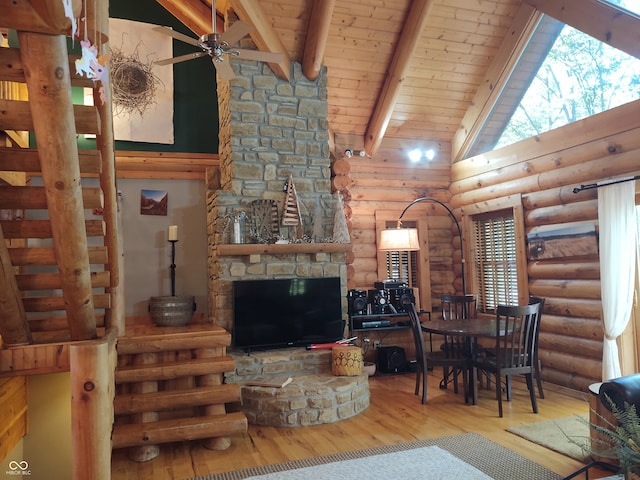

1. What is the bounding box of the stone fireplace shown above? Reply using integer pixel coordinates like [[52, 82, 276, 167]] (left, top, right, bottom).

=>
[[206, 59, 349, 336]]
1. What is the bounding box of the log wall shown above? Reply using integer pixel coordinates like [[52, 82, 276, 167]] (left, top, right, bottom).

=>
[[450, 99, 640, 391], [343, 100, 640, 391], [341, 143, 456, 358]]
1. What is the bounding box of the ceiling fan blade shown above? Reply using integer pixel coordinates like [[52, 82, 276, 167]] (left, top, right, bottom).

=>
[[219, 21, 253, 46], [233, 49, 285, 63], [213, 58, 236, 81], [153, 26, 200, 47], [155, 51, 207, 66]]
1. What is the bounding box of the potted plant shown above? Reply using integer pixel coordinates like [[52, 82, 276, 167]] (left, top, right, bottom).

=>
[[589, 396, 640, 479]]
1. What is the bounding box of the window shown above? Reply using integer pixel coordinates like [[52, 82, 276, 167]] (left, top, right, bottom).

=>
[[469, 209, 521, 313], [466, 6, 640, 159]]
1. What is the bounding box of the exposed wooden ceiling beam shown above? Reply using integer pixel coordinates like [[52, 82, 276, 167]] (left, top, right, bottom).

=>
[[229, 0, 291, 81], [155, 0, 223, 36], [363, 0, 434, 158], [451, 4, 541, 162], [526, 0, 640, 59], [302, 0, 336, 81]]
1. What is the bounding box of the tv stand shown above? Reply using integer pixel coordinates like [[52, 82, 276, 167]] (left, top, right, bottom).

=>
[[349, 311, 430, 332]]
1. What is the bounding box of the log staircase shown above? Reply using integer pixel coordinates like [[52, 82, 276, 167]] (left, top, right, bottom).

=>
[[1, 1, 246, 476], [112, 325, 246, 461]]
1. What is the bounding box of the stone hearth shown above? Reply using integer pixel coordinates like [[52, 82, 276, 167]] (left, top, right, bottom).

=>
[[225, 348, 370, 427]]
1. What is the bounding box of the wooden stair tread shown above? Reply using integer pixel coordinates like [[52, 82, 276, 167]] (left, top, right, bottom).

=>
[[111, 412, 248, 449], [117, 324, 231, 354], [115, 356, 235, 383], [114, 384, 241, 415]]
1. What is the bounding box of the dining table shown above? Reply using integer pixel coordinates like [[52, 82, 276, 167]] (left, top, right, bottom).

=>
[[420, 318, 507, 405]]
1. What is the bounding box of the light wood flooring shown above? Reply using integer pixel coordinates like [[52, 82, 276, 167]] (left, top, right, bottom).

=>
[[111, 370, 612, 480]]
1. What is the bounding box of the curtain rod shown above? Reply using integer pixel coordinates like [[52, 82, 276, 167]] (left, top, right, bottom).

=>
[[572, 175, 640, 194]]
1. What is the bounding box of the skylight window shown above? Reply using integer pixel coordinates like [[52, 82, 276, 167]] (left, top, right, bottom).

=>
[[601, 0, 640, 16], [466, 5, 640, 158]]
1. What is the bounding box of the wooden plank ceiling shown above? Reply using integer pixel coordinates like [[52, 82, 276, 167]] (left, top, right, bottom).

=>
[[160, 0, 639, 162]]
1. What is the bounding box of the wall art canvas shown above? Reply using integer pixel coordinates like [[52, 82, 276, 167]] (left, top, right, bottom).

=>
[[140, 189, 168, 216], [527, 221, 598, 260], [109, 18, 174, 144]]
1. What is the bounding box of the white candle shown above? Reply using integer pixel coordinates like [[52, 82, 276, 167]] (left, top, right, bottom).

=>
[[168, 225, 178, 241]]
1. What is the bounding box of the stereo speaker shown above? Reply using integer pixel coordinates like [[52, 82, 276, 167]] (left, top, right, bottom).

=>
[[368, 289, 390, 314], [347, 289, 368, 316], [387, 287, 415, 313], [377, 346, 407, 374]]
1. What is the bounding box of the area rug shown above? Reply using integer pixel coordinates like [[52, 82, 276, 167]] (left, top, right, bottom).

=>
[[507, 414, 591, 463], [187, 432, 561, 480]]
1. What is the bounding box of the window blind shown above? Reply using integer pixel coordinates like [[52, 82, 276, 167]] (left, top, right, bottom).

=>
[[472, 213, 518, 312]]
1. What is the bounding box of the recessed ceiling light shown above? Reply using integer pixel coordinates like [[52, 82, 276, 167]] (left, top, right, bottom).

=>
[[408, 148, 422, 162]]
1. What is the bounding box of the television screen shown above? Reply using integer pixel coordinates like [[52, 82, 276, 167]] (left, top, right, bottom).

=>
[[232, 277, 344, 351]]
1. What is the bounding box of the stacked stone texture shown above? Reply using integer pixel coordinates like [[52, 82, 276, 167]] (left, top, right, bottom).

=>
[[226, 348, 370, 427], [207, 60, 348, 333]]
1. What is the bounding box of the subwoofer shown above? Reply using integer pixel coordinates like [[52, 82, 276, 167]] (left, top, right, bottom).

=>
[[377, 346, 407, 374], [347, 289, 368, 316]]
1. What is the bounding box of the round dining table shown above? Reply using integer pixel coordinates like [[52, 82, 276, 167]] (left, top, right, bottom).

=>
[[420, 318, 506, 404]]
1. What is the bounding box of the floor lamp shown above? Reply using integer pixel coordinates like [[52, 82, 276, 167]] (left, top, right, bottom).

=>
[[378, 197, 466, 296]]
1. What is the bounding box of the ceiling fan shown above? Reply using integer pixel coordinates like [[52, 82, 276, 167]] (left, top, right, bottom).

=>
[[153, 2, 283, 81]]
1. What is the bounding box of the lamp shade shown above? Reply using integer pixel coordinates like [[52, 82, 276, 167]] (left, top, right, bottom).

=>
[[378, 228, 420, 251]]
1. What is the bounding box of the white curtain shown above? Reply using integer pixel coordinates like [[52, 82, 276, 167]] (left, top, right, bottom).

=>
[[599, 181, 637, 380]]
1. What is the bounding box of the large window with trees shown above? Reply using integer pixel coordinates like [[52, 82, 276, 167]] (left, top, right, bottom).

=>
[[466, 3, 640, 159]]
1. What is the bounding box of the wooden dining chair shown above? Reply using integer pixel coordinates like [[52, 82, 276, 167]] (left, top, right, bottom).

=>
[[528, 295, 546, 399], [438, 294, 477, 390], [407, 302, 428, 404], [471, 302, 542, 417], [408, 302, 471, 402]]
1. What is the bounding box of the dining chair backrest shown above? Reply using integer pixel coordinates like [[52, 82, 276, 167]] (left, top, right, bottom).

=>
[[528, 296, 545, 350], [441, 294, 477, 321], [495, 303, 542, 368], [407, 302, 427, 366], [528, 295, 546, 398], [407, 302, 428, 403]]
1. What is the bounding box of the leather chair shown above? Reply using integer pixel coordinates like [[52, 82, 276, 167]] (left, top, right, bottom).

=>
[[563, 374, 640, 479], [599, 373, 640, 414]]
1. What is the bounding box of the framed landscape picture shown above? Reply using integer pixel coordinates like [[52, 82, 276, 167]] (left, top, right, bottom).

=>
[[527, 222, 598, 260], [140, 189, 168, 216]]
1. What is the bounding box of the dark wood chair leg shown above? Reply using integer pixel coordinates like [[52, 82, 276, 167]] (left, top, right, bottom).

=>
[[526, 373, 538, 413], [535, 360, 544, 399], [421, 366, 427, 404], [496, 370, 503, 417]]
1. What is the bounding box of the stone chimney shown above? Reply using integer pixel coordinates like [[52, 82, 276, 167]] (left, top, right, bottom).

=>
[[206, 59, 348, 333]]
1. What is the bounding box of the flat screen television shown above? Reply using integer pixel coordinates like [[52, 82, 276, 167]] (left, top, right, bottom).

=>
[[232, 277, 344, 351]]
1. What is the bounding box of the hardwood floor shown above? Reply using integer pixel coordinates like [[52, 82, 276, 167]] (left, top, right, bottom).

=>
[[111, 371, 612, 480]]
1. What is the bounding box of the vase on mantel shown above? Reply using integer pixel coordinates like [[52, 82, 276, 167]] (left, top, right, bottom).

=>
[[148, 295, 196, 326]]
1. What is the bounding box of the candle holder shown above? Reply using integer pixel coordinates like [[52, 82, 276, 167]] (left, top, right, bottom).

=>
[[169, 239, 178, 296]]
